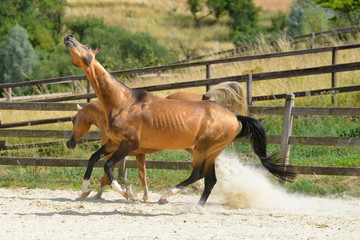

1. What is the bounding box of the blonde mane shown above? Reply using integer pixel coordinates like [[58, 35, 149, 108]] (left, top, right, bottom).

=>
[[204, 81, 248, 116]]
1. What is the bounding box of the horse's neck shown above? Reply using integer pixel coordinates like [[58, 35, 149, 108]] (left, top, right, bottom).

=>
[[83, 103, 106, 132], [84, 61, 133, 115]]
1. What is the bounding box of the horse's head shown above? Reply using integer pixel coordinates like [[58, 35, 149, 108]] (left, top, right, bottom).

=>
[[64, 34, 100, 70], [66, 104, 93, 150]]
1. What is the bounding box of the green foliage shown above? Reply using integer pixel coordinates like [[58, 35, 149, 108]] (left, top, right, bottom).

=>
[[64, 15, 106, 42], [0, 24, 37, 90], [268, 12, 288, 35], [340, 126, 360, 138], [185, 0, 261, 44], [316, 0, 360, 26], [301, 2, 333, 34], [207, 0, 227, 18], [66, 16, 177, 70], [287, 178, 326, 195], [229, 0, 261, 46], [186, 0, 214, 27], [287, 0, 333, 37], [227, 0, 261, 32], [31, 47, 83, 80], [0, 0, 67, 51]]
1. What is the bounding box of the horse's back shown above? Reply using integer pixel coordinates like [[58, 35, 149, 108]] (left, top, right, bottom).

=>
[[166, 91, 202, 101]]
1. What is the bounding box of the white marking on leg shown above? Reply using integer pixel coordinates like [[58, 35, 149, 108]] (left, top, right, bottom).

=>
[[143, 186, 149, 201], [111, 180, 128, 199], [81, 179, 90, 194], [79, 179, 91, 200], [158, 187, 180, 204], [111, 180, 124, 192]]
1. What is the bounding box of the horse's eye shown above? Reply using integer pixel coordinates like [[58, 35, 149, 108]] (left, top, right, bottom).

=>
[[86, 45, 90, 50]]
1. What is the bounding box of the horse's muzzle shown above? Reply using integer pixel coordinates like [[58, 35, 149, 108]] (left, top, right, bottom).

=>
[[64, 34, 75, 48], [66, 137, 77, 150]]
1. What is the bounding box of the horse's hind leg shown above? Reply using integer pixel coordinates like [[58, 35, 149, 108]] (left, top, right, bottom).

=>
[[158, 159, 205, 205], [104, 141, 138, 199], [136, 154, 149, 201], [198, 159, 217, 207]]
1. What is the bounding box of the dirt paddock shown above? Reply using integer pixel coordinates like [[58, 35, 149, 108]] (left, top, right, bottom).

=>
[[1, 155, 359, 239]]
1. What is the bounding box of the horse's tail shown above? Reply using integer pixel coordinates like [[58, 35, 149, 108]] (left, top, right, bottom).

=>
[[234, 114, 296, 181], [203, 81, 248, 116]]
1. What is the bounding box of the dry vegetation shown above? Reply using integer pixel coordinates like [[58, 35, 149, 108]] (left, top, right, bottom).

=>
[[64, 0, 360, 104]]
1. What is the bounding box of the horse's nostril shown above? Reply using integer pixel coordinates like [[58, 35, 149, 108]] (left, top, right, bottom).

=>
[[65, 34, 73, 41]]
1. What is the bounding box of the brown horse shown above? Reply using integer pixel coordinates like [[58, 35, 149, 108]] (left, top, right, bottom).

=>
[[67, 81, 248, 200], [64, 34, 295, 206]]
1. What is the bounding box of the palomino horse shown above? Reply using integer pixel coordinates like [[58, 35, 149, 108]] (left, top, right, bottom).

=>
[[64, 34, 295, 206], [66, 82, 247, 200]]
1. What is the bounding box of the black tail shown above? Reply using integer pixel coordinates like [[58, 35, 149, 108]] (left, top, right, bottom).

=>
[[234, 114, 296, 181]]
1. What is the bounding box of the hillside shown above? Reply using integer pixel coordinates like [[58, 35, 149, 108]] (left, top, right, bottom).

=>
[[65, 0, 291, 60], [64, 0, 360, 106]]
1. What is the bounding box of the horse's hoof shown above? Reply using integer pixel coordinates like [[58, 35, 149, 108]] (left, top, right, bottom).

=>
[[143, 196, 149, 202], [81, 191, 91, 200], [122, 191, 129, 200], [128, 193, 137, 201], [93, 193, 102, 200], [158, 198, 169, 205]]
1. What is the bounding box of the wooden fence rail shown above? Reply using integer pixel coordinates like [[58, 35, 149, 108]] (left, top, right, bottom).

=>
[[2, 61, 359, 104], [1, 43, 360, 92], [1, 97, 359, 176], [181, 24, 360, 62]]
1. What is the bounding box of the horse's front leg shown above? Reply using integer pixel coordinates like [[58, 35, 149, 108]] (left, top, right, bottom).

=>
[[136, 154, 148, 201], [81, 144, 107, 200], [93, 158, 117, 199], [104, 140, 138, 199]]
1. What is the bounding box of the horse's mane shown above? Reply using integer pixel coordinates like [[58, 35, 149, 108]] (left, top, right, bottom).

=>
[[203, 81, 248, 116]]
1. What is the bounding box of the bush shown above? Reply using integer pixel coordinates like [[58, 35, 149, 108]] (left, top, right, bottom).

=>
[[66, 17, 178, 70], [0, 0, 66, 51], [1, 24, 37, 93], [64, 16, 106, 42], [287, 0, 333, 37]]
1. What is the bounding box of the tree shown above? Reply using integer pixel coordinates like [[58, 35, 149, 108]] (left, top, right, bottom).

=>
[[187, 0, 214, 27], [0, 0, 67, 51], [227, 0, 261, 32], [1, 24, 37, 87], [287, 0, 333, 37], [316, 0, 360, 26]]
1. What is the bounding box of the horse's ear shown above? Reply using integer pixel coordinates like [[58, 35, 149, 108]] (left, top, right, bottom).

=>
[[94, 46, 101, 55], [77, 104, 82, 111]]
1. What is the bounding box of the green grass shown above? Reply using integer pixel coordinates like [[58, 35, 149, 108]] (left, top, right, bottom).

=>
[[1, 113, 359, 197]]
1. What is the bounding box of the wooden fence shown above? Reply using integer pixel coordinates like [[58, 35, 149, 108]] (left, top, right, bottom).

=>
[[173, 24, 360, 63], [1, 38, 360, 178], [1, 95, 359, 177], [1, 43, 360, 102]]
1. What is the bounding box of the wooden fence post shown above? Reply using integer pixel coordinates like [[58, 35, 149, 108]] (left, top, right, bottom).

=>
[[246, 73, 253, 106], [206, 64, 211, 91], [280, 92, 295, 165], [5, 88, 12, 102], [311, 32, 315, 49], [331, 48, 338, 105], [117, 158, 127, 181]]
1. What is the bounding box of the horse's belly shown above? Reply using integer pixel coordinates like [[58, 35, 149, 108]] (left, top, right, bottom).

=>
[[140, 132, 195, 150]]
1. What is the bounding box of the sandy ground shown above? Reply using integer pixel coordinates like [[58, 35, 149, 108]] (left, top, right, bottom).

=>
[[1, 155, 360, 240]]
